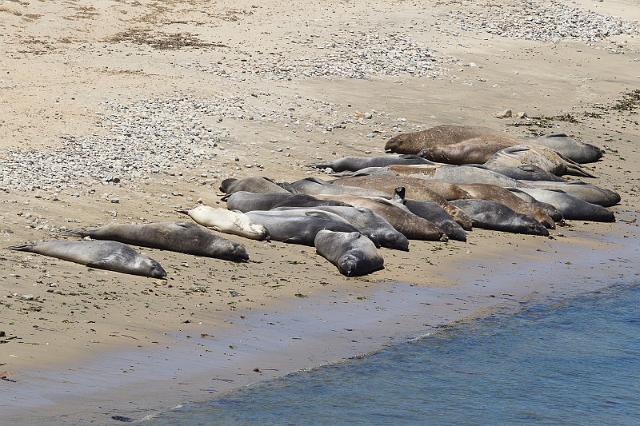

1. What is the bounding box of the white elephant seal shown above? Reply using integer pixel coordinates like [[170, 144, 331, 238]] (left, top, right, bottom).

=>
[[314, 230, 384, 277], [179, 206, 269, 240], [245, 210, 359, 246], [69, 222, 249, 262], [9, 240, 166, 278]]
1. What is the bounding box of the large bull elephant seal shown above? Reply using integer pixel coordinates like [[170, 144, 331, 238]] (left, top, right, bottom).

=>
[[450, 200, 549, 236], [274, 205, 409, 251], [9, 240, 166, 278], [314, 230, 384, 277], [528, 134, 604, 164], [384, 125, 500, 154], [514, 188, 615, 222], [484, 145, 595, 178], [418, 134, 520, 165], [220, 177, 290, 195], [245, 210, 358, 246], [69, 222, 249, 262], [179, 206, 269, 240], [312, 154, 434, 172]]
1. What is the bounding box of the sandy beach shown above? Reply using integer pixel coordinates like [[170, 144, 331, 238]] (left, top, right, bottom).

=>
[[1, 0, 639, 423]]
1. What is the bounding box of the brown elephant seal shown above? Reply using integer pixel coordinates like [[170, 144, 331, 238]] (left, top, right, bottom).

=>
[[388, 164, 520, 187], [457, 183, 556, 228], [484, 145, 595, 178], [312, 194, 447, 241], [220, 177, 290, 195], [450, 200, 549, 236], [280, 177, 390, 198], [419, 134, 520, 165], [69, 222, 249, 262], [314, 230, 384, 277], [225, 192, 349, 212], [312, 154, 434, 172], [9, 240, 166, 278], [385, 125, 500, 154]]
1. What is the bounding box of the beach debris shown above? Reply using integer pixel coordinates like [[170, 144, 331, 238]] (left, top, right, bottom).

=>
[[496, 109, 512, 119], [111, 415, 134, 423], [0, 371, 16, 382]]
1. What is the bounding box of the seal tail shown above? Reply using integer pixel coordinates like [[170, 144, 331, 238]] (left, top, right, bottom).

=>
[[59, 229, 90, 238], [7, 243, 35, 252]]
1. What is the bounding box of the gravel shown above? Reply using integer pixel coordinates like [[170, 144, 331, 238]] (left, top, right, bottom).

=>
[[449, 0, 637, 42], [181, 31, 443, 80]]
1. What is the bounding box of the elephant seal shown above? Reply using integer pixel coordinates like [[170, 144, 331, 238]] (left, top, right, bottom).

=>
[[385, 125, 500, 154], [485, 164, 565, 182], [402, 198, 467, 241], [389, 164, 520, 187], [9, 240, 166, 278], [484, 145, 595, 178], [514, 188, 615, 222], [507, 188, 564, 222], [226, 192, 348, 213], [528, 134, 604, 164], [245, 210, 358, 246], [312, 154, 433, 172], [274, 205, 409, 251], [179, 206, 269, 240], [450, 200, 549, 236], [520, 181, 620, 207], [457, 183, 556, 228], [69, 222, 249, 262], [282, 177, 389, 198], [220, 177, 289, 195], [312, 194, 448, 241], [418, 134, 520, 165], [314, 230, 384, 277]]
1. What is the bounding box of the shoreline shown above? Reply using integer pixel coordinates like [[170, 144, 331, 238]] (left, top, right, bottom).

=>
[[2, 210, 638, 424]]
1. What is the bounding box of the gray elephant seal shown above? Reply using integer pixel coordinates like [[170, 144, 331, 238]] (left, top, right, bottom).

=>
[[220, 177, 290, 195], [9, 240, 166, 278], [226, 192, 348, 213], [281, 177, 390, 198], [385, 125, 500, 154], [390, 164, 520, 187], [402, 198, 467, 242], [275, 205, 409, 251], [450, 200, 549, 236], [418, 134, 519, 165], [528, 134, 604, 164], [245, 210, 358, 246], [520, 181, 620, 207], [314, 230, 384, 277], [313, 154, 433, 172], [514, 188, 615, 222], [485, 145, 595, 178], [485, 164, 565, 182], [70, 222, 249, 262]]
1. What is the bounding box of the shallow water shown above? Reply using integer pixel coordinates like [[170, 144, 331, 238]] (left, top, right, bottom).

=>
[[151, 284, 640, 425]]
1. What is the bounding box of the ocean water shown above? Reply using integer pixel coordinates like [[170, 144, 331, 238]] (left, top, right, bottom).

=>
[[151, 284, 640, 425]]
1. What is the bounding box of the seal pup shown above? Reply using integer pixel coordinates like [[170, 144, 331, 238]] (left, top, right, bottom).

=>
[[69, 222, 249, 262], [312, 194, 448, 240], [514, 188, 615, 222], [312, 154, 433, 172], [274, 205, 409, 251], [9, 240, 166, 278], [220, 177, 290, 195], [519, 181, 620, 207], [314, 230, 384, 277], [457, 183, 556, 228], [384, 125, 500, 154], [245, 210, 358, 246], [226, 192, 348, 213], [528, 134, 604, 164], [450, 200, 549, 236], [418, 134, 520, 165], [282, 177, 389, 198], [484, 145, 595, 178], [179, 206, 269, 240]]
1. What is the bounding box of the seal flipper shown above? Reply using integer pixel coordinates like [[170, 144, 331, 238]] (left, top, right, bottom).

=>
[[7, 243, 36, 252], [565, 163, 596, 178]]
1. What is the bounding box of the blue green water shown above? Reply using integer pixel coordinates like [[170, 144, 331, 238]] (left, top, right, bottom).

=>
[[151, 284, 640, 425]]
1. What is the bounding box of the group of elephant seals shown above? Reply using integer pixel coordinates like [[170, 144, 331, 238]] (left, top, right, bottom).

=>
[[70, 222, 249, 262], [313, 154, 433, 172], [9, 240, 167, 278], [450, 200, 549, 236], [179, 206, 269, 240], [314, 230, 384, 277]]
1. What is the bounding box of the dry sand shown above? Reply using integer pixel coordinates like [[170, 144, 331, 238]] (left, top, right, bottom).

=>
[[1, 0, 639, 423]]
